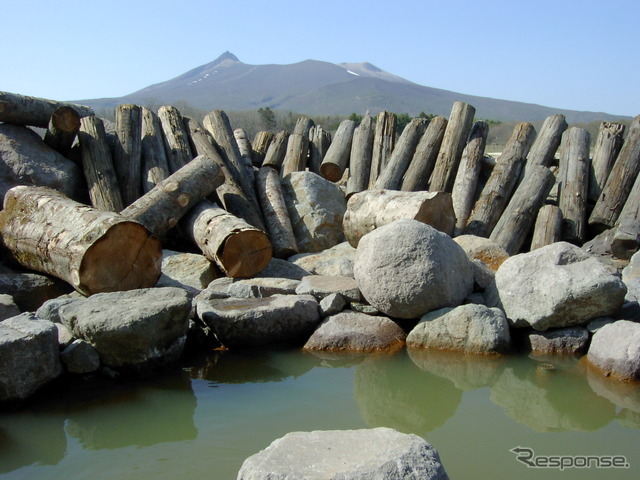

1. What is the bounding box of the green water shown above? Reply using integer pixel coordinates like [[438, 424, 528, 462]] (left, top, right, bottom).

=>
[[1, 348, 639, 479]]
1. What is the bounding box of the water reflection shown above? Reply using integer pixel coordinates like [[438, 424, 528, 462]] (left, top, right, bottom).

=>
[[587, 365, 640, 429]]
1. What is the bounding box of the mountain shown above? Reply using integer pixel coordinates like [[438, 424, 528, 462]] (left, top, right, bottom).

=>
[[79, 52, 628, 123]]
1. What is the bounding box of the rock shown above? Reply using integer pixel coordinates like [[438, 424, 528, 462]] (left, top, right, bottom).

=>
[[156, 250, 219, 293], [623, 251, 640, 283], [525, 327, 589, 355], [295, 275, 361, 302], [54, 323, 74, 348], [586, 317, 615, 333], [471, 259, 494, 291], [197, 294, 320, 348], [237, 427, 448, 480], [227, 278, 301, 298], [485, 242, 627, 330], [282, 171, 347, 253], [60, 339, 100, 373], [58, 287, 192, 372], [255, 257, 311, 280], [453, 234, 509, 271], [319, 293, 346, 317], [289, 242, 356, 277], [0, 313, 62, 402], [407, 304, 511, 354], [0, 294, 20, 321], [350, 301, 381, 315], [303, 311, 406, 353], [35, 296, 82, 323], [582, 228, 630, 270], [587, 320, 640, 381], [354, 220, 474, 319], [0, 273, 73, 312]]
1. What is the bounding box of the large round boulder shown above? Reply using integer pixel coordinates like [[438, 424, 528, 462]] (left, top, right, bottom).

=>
[[353, 219, 474, 319]]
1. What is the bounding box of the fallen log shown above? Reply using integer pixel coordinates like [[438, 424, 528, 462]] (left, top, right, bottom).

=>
[[256, 166, 298, 258], [140, 106, 171, 193], [0, 90, 94, 128], [78, 116, 124, 212], [43, 106, 81, 156], [400, 115, 448, 192], [343, 189, 455, 247], [158, 105, 193, 173], [262, 130, 289, 170], [346, 114, 374, 197], [522, 114, 567, 175], [121, 154, 224, 238], [464, 122, 536, 237], [368, 111, 396, 188], [251, 131, 274, 167], [530, 204, 563, 250], [113, 104, 143, 206], [374, 118, 427, 190], [489, 165, 556, 255], [558, 127, 590, 244], [181, 200, 272, 278], [0, 186, 161, 295], [429, 101, 476, 192], [320, 119, 356, 182], [587, 121, 625, 204], [281, 133, 309, 177], [589, 114, 640, 231], [309, 126, 331, 174], [450, 121, 489, 235]]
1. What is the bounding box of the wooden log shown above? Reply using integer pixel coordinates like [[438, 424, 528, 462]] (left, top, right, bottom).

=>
[[181, 200, 272, 278], [233, 127, 256, 189], [319, 120, 357, 182], [255, 166, 298, 258], [374, 118, 427, 190], [293, 116, 315, 137], [0, 186, 161, 295], [343, 189, 456, 247], [450, 121, 489, 235], [309, 125, 331, 174], [0, 90, 94, 128], [43, 106, 81, 156], [428, 101, 476, 192], [464, 122, 536, 237], [140, 106, 171, 193], [78, 116, 124, 212], [184, 117, 266, 231], [523, 114, 567, 174], [611, 168, 640, 259], [121, 154, 224, 238], [113, 104, 143, 206], [368, 111, 396, 188], [158, 105, 193, 173], [281, 133, 309, 177], [346, 114, 374, 197], [558, 127, 590, 244], [587, 121, 625, 204], [590, 115, 640, 230], [262, 130, 289, 170], [530, 205, 563, 250], [489, 165, 556, 255], [400, 116, 448, 191], [251, 131, 274, 167]]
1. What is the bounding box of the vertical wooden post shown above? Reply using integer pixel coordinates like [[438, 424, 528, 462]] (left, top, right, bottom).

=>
[[158, 105, 193, 173], [523, 114, 567, 174], [262, 130, 289, 170], [587, 121, 625, 204], [320, 119, 357, 182], [293, 116, 315, 137], [281, 133, 309, 177], [530, 205, 563, 250], [611, 166, 640, 259], [252, 131, 274, 167], [113, 104, 143, 206], [368, 111, 396, 188], [140, 107, 171, 193], [233, 127, 256, 188], [309, 125, 331, 175], [43, 106, 81, 157], [400, 116, 448, 192], [558, 127, 590, 244], [346, 114, 374, 197]]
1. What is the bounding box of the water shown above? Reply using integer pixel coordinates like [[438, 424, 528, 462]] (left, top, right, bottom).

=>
[[1, 348, 639, 479]]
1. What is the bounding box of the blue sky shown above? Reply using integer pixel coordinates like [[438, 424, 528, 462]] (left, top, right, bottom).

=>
[[3, 0, 639, 116]]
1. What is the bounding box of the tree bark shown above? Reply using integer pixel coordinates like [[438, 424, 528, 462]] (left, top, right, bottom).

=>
[[588, 121, 625, 204], [140, 106, 171, 193], [251, 131, 274, 167], [346, 114, 374, 197], [256, 166, 298, 258], [400, 116, 448, 192], [428, 101, 476, 192], [464, 122, 536, 237], [374, 118, 427, 190], [489, 165, 556, 254], [522, 114, 567, 175], [43, 106, 81, 156], [320, 120, 357, 182], [343, 189, 455, 247], [590, 115, 640, 231], [0, 90, 94, 128], [450, 121, 489, 235], [281, 133, 309, 177], [113, 104, 143, 206], [181, 200, 272, 278], [530, 205, 563, 251], [368, 111, 396, 188], [262, 130, 289, 170], [78, 116, 124, 212], [0, 186, 161, 295], [121, 154, 224, 239], [558, 127, 590, 244], [158, 105, 193, 173], [309, 125, 331, 175]]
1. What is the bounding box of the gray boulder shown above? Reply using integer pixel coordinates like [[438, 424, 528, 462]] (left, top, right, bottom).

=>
[[295, 275, 361, 302], [587, 320, 640, 381], [0, 294, 20, 321], [60, 339, 100, 374], [319, 293, 346, 317], [227, 278, 300, 298], [197, 294, 320, 348], [486, 242, 627, 330], [282, 171, 347, 253], [526, 327, 589, 355], [0, 272, 72, 312], [237, 427, 448, 480], [0, 313, 62, 402], [58, 287, 192, 371], [407, 304, 511, 354], [255, 257, 311, 280], [289, 242, 356, 277], [354, 220, 474, 319], [303, 311, 406, 352], [156, 250, 219, 293], [453, 234, 510, 271]]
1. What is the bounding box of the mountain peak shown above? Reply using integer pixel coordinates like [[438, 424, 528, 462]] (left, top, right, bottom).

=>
[[211, 51, 240, 66]]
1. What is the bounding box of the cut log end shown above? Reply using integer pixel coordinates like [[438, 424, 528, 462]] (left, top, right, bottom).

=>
[[319, 163, 342, 182], [51, 106, 81, 133], [219, 229, 272, 278]]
